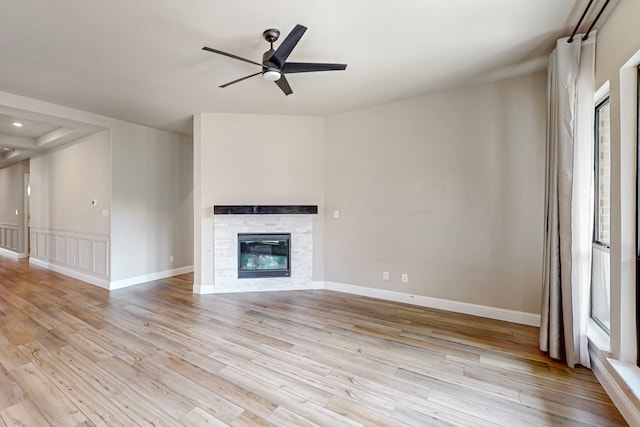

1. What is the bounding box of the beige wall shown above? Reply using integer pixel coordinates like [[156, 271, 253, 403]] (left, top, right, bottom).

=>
[[110, 124, 193, 281], [24, 106, 194, 284], [324, 72, 547, 313], [194, 113, 325, 288], [0, 162, 24, 225], [0, 160, 28, 253], [30, 130, 111, 236], [594, 0, 640, 362]]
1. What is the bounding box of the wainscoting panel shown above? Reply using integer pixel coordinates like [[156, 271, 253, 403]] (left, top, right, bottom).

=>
[[30, 228, 109, 283], [30, 232, 36, 255], [79, 239, 92, 272], [46, 234, 56, 260], [66, 237, 78, 267], [93, 241, 108, 276], [55, 235, 67, 264], [0, 223, 19, 252]]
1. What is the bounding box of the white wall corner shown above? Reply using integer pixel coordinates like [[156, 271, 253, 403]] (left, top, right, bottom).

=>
[[29, 257, 110, 289], [193, 283, 215, 294], [109, 265, 194, 290], [320, 281, 541, 327]]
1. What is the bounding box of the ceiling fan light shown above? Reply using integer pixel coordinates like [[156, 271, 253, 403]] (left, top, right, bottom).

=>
[[263, 70, 281, 81]]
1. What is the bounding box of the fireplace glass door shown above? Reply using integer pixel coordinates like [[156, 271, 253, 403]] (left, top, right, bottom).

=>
[[238, 233, 291, 278]]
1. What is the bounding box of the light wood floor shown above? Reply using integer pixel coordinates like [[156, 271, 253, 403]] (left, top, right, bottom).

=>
[[0, 255, 627, 426]]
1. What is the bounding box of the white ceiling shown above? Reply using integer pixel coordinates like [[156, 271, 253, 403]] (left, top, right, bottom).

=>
[[0, 0, 602, 150]]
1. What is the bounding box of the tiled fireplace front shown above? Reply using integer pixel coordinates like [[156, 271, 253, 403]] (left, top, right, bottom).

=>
[[212, 206, 317, 293]]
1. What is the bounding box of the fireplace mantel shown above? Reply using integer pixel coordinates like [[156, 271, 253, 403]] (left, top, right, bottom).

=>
[[214, 205, 318, 215]]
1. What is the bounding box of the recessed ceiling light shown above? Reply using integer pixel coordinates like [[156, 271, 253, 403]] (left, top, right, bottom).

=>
[[12, 122, 23, 127], [3, 147, 11, 151]]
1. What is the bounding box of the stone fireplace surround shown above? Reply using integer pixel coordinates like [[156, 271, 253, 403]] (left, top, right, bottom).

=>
[[212, 205, 317, 293]]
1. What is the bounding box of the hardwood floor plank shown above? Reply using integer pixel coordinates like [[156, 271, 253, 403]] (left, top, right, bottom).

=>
[[218, 366, 362, 427], [267, 406, 320, 427], [0, 255, 628, 426], [0, 363, 24, 412], [136, 356, 245, 423], [0, 400, 50, 427], [152, 353, 278, 421], [10, 362, 88, 425], [181, 406, 230, 427], [17, 341, 136, 427], [55, 344, 183, 426]]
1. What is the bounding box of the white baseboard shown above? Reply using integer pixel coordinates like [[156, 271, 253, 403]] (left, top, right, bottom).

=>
[[0, 247, 19, 258], [109, 265, 194, 290], [17, 252, 28, 259], [29, 257, 110, 289], [29, 258, 194, 292], [193, 283, 215, 294], [319, 281, 541, 327], [590, 349, 640, 426]]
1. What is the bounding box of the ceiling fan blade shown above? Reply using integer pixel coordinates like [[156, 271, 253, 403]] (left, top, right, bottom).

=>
[[269, 24, 307, 68], [202, 46, 265, 68], [281, 62, 347, 74], [275, 74, 293, 96], [220, 72, 262, 88]]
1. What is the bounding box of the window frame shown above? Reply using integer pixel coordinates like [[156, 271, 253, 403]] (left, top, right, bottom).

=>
[[591, 93, 611, 334], [594, 96, 611, 249]]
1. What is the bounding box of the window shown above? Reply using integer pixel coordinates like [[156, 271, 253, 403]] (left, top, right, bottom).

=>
[[591, 95, 611, 333]]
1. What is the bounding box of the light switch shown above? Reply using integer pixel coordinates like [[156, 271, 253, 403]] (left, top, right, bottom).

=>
[[102, 209, 109, 217], [333, 210, 339, 219]]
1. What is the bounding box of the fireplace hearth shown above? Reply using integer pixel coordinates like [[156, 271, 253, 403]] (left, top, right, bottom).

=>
[[238, 233, 291, 278]]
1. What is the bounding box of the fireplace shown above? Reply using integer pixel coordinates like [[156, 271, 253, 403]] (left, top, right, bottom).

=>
[[237, 233, 291, 278], [210, 206, 315, 293]]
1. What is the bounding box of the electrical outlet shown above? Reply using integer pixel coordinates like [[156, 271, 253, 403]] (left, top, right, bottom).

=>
[[169, 255, 174, 263], [333, 210, 340, 219], [401, 273, 409, 283], [383, 271, 389, 280]]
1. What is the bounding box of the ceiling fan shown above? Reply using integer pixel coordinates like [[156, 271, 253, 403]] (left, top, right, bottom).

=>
[[202, 24, 347, 96]]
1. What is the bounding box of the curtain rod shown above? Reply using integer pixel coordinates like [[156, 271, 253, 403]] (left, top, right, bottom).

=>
[[568, 0, 612, 43], [568, 0, 594, 43], [582, 0, 610, 41]]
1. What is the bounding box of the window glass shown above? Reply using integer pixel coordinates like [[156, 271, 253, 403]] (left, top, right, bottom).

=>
[[591, 97, 611, 333]]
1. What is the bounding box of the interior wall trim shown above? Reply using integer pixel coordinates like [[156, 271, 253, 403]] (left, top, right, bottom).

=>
[[29, 257, 109, 289], [110, 265, 194, 290], [0, 224, 19, 251], [0, 247, 19, 258], [590, 346, 640, 426], [193, 283, 215, 294], [30, 228, 109, 280], [318, 281, 541, 327]]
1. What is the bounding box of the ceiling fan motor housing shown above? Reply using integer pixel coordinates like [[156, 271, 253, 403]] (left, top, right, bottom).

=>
[[262, 49, 281, 80]]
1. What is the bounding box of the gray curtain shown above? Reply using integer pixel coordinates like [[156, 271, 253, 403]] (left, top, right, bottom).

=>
[[540, 35, 595, 368]]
